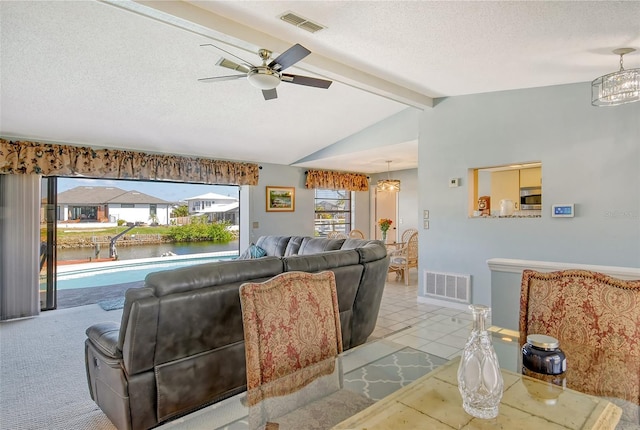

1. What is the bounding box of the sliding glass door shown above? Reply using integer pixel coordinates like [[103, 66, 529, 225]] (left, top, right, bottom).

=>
[[40, 177, 57, 310]]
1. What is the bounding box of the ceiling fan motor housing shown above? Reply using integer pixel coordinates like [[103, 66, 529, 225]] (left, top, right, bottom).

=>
[[247, 67, 281, 90]]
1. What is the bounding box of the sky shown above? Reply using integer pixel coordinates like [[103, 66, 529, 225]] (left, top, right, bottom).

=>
[[57, 177, 239, 203]]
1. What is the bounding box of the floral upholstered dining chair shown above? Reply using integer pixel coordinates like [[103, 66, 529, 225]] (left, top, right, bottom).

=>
[[239, 271, 372, 429], [519, 269, 640, 424]]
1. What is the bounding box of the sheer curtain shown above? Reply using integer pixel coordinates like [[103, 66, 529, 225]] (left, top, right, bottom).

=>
[[0, 174, 41, 320]]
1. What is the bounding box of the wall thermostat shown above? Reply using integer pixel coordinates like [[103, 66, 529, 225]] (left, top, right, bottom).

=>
[[552, 204, 574, 218], [449, 178, 460, 188]]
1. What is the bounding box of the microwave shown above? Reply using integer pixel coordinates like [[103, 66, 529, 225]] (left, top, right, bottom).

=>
[[520, 187, 542, 210]]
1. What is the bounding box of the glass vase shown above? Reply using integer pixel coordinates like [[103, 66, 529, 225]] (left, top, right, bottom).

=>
[[457, 304, 503, 419], [381, 230, 387, 242]]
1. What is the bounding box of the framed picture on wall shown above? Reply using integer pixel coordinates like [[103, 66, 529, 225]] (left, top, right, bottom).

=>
[[266, 186, 295, 212]]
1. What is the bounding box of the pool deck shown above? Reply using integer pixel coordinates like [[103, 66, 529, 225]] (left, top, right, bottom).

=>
[[57, 280, 144, 309], [54, 251, 238, 309]]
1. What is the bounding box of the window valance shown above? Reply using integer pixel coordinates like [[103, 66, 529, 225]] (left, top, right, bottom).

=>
[[0, 139, 259, 186], [305, 169, 369, 191]]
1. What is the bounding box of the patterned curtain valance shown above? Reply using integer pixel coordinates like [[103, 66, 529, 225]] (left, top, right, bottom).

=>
[[305, 169, 369, 191], [0, 139, 259, 186]]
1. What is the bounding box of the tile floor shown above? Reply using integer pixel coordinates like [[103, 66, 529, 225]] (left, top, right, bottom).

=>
[[370, 270, 480, 360]]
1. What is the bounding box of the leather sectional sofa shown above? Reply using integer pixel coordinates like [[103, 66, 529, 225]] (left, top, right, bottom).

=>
[[84, 236, 389, 430]]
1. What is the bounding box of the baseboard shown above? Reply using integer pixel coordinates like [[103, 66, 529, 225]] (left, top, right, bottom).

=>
[[417, 295, 469, 311]]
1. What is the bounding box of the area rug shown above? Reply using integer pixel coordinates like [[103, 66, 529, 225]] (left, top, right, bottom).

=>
[[343, 347, 448, 400], [98, 297, 125, 311], [213, 347, 448, 430]]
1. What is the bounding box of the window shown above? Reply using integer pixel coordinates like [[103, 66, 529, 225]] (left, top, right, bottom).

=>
[[314, 189, 352, 237], [469, 162, 542, 218], [150, 204, 157, 216]]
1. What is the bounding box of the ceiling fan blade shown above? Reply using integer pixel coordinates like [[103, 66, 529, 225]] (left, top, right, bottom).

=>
[[198, 74, 247, 83], [268, 43, 311, 72], [281, 73, 332, 89], [200, 43, 257, 68], [262, 88, 278, 100], [216, 57, 252, 74]]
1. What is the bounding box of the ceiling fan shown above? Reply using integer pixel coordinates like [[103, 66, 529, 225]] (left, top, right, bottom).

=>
[[198, 43, 332, 100]]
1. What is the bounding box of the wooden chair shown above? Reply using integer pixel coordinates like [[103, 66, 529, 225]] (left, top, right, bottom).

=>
[[400, 228, 418, 245], [519, 269, 640, 422], [239, 271, 372, 428], [388, 231, 418, 285], [348, 229, 365, 239], [327, 231, 348, 239]]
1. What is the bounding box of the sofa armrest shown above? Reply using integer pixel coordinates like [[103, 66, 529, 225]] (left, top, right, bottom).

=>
[[86, 322, 122, 359]]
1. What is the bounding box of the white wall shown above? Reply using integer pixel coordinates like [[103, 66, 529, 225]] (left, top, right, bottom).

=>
[[108, 204, 171, 225], [419, 82, 640, 306]]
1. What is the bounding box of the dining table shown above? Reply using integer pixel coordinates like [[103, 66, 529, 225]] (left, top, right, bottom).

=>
[[166, 328, 634, 430]]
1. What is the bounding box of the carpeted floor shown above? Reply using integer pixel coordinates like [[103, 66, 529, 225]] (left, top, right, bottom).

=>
[[0, 305, 122, 430]]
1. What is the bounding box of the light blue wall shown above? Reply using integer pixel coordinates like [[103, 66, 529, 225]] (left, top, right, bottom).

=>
[[239, 163, 371, 249], [419, 82, 640, 306], [294, 108, 419, 163]]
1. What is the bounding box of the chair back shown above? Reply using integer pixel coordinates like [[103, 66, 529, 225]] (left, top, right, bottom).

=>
[[406, 231, 418, 262], [348, 229, 365, 239], [327, 231, 348, 239], [240, 271, 343, 405], [401, 228, 418, 245], [519, 269, 640, 403]]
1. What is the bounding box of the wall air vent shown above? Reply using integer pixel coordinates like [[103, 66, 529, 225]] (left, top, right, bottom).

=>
[[279, 12, 326, 33], [423, 270, 471, 304]]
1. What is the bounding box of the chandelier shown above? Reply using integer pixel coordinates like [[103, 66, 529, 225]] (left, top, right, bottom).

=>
[[591, 48, 640, 107], [376, 161, 401, 192]]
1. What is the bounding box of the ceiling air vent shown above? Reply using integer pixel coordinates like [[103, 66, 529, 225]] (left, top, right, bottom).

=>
[[279, 12, 325, 33]]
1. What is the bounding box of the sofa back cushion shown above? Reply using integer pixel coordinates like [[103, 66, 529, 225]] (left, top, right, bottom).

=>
[[144, 257, 284, 297], [298, 237, 345, 255], [254, 236, 293, 257]]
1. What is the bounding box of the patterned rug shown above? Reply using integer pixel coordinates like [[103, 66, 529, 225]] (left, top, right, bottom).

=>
[[213, 347, 448, 430], [343, 347, 448, 401]]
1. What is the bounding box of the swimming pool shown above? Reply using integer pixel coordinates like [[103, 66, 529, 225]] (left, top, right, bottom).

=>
[[55, 251, 238, 290]]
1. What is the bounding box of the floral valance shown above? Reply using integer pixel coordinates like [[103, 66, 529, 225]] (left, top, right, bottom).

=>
[[305, 169, 369, 191], [0, 139, 259, 186]]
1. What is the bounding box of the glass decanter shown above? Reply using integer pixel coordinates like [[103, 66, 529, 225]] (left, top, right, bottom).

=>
[[457, 304, 503, 419]]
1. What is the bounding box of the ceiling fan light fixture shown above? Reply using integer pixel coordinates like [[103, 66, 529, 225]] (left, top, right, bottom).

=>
[[247, 67, 281, 90], [376, 161, 401, 192], [592, 48, 640, 107]]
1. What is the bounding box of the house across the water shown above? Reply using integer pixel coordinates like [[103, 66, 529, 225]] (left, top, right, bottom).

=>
[[56, 186, 172, 225], [184, 192, 239, 225]]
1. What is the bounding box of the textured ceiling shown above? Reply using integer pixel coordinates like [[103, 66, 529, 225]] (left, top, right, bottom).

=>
[[1, 1, 639, 174]]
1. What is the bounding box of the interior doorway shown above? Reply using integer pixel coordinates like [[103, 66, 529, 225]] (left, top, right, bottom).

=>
[[374, 190, 398, 243]]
